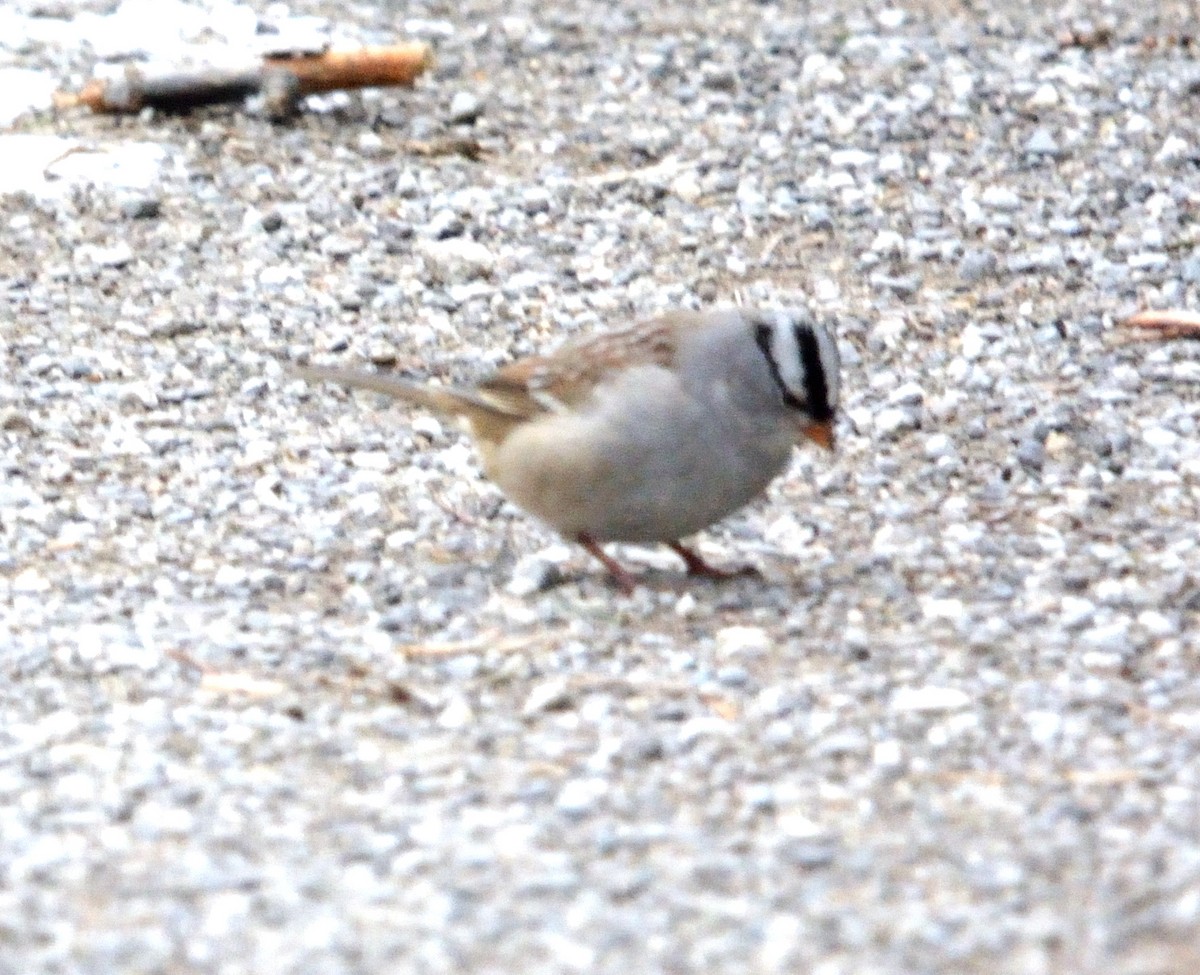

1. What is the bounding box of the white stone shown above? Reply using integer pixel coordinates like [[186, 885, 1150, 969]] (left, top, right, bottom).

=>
[[350, 450, 391, 471], [1137, 610, 1177, 637], [870, 230, 905, 256], [922, 597, 966, 623], [888, 382, 925, 406], [437, 695, 475, 729], [959, 324, 986, 360], [715, 625, 772, 656], [12, 568, 48, 594], [850, 400, 882, 437], [522, 679, 573, 716], [869, 316, 907, 348], [1024, 710, 1062, 745], [670, 169, 702, 203], [1080, 620, 1131, 654], [923, 433, 954, 459], [874, 407, 918, 438], [829, 149, 874, 169], [506, 553, 560, 597], [1143, 426, 1178, 449], [75, 242, 134, 269], [214, 564, 248, 589], [800, 53, 844, 87], [892, 685, 971, 713], [410, 415, 443, 440], [1126, 113, 1151, 134], [1026, 83, 1060, 109], [556, 777, 606, 815], [0, 69, 57, 126], [418, 237, 495, 282], [674, 592, 698, 617], [1059, 596, 1097, 630], [1157, 135, 1189, 162], [1080, 651, 1123, 670], [0, 135, 170, 201], [980, 186, 1020, 211], [348, 491, 383, 518], [873, 739, 903, 767]]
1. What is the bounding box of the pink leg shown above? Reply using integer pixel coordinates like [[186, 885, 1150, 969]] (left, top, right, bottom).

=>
[[667, 541, 755, 580], [577, 534, 637, 594]]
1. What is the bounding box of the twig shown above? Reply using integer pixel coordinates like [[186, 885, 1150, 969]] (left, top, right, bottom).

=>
[[396, 629, 564, 658], [265, 44, 431, 94], [558, 156, 690, 189], [166, 647, 212, 674], [405, 137, 487, 161], [54, 42, 432, 118], [1120, 309, 1200, 340]]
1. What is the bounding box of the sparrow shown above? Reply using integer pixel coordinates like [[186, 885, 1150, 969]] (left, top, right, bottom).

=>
[[292, 306, 840, 592]]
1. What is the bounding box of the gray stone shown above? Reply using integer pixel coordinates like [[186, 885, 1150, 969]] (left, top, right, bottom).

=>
[[1024, 127, 1061, 156], [958, 248, 998, 282]]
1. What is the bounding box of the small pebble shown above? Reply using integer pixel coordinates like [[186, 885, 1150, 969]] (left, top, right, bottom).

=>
[[874, 407, 920, 439], [714, 626, 771, 656], [425, 209, 466, 240], [980, 186, 1020, 211], [958, 248, 997, 282], [1016, 436, 1046, 471], [1024, 127, 1060, 156], [891, 686, 972, 713], [448, 91, 484, 124], [556, 778, 606, 817], [522, 679, 573, 715], [119, 194, 161, 219]]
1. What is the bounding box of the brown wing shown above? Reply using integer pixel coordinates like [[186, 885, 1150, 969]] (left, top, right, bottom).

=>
[[477, 309, 708, 414]]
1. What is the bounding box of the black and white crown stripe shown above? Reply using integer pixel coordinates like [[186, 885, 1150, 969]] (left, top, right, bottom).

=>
[[752, 314, 838, 422]]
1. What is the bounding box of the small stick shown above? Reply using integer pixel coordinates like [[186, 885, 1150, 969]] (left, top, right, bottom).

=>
[[405, 137, 486, 161], [166, 647, 212, 674], [265, 44, 431, 94], [54, 42, 432, 117], [395, 629, 564, 657], [1120, 309, 1200, 340], [55, 64, 263, 113]]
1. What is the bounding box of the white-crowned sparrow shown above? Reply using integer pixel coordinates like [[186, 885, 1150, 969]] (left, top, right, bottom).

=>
[[292, 306, 840, 592]]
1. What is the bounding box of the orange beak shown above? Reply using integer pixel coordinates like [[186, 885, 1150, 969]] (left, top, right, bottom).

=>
[[801, 420, 836, 451]]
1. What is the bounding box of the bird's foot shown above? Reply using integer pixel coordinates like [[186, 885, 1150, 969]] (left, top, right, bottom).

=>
[[668, 541, 758, 580], [575, 537, 756, 594], [577, 534, 638, 594]]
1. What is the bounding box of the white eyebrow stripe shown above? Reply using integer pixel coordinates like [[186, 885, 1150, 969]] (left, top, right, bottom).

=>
[[769, 315, 805, 396], [816, 327, 840, 409]]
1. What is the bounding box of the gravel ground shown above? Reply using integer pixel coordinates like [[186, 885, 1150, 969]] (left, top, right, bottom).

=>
[[4, 0, 1200, 971]]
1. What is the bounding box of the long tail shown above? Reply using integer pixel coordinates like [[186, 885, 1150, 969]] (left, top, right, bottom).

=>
[[288, 363, 472, 416]]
